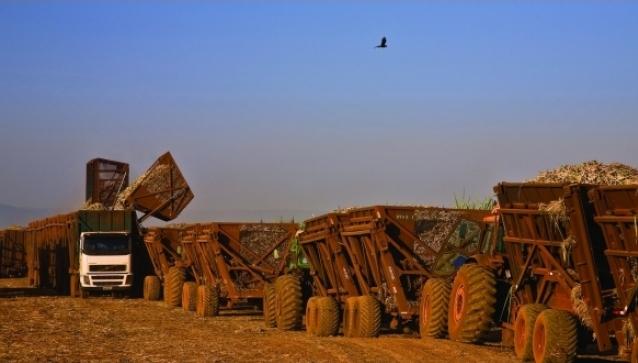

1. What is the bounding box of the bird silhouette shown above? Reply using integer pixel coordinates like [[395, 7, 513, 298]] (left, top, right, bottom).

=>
[[375, 36, 387, 48]]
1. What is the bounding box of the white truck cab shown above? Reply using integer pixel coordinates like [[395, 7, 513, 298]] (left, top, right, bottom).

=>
[[79, 232, 133, 293]]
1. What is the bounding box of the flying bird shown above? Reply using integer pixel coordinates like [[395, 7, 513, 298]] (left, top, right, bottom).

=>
[[375, 36, 387, 48]]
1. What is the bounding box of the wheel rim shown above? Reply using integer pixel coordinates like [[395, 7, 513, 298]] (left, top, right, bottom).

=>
[[533, 319, 546, 360], [343, 303, 352, 336], [351, 302, 360, 336], [196, 290, 203, 315], [306, 300, 316, 334], [453, 283, 465, 322], [514, 312, 526, 356], [421, 294, 430, 329], [344, 300, 359, 337]]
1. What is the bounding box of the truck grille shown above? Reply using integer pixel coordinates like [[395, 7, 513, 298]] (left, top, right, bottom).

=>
[[93, 275, 122, 280], [89, 265, 127, 272], [93, 281, 123, 286]]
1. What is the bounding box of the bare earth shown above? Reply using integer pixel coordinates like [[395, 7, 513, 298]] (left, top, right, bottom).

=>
[[0, 296, 519, 362]]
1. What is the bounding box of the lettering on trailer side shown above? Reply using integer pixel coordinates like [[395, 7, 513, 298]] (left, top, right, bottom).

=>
[[342, 267, 350, 280]]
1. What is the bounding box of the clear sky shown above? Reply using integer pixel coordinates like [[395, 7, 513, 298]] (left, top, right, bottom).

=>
[[1, 1, 637, 222]]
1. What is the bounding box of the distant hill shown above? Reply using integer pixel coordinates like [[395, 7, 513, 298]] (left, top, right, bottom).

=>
[[0, 203, 52, 228]]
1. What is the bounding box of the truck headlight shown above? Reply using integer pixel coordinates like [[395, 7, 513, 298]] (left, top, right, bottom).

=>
[[82, 276, 90, 285], [125, 275, 133, 285]]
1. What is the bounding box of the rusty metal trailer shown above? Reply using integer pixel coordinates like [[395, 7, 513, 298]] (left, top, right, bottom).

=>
[[589, 185, 638, 362], [0, 228, 26, 278], [299, 205, 496, 338], [141, 226, 192, 305], [155, 222, 302, 327], [494, 182, 626, 363]]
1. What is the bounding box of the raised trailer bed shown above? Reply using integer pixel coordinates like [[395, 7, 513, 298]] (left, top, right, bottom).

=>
[[495, 182, 625, 362], [116, 152, 194, 223], [299, 206, 495, 338]]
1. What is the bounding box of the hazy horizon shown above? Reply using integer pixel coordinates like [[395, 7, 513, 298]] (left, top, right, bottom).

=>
[[1, 2, 637, 224]]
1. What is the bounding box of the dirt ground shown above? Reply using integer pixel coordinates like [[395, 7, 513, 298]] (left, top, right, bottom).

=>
[[0, 296, 521, 363]]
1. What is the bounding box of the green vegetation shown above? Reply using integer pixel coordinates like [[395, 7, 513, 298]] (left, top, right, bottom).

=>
[[453, 192, 494, 210], [283, 223, 309, 270], [287, 236, 310, 270]]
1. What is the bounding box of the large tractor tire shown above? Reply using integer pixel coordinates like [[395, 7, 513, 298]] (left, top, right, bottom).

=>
[[181, 282, 198, 312], [263, 283, 277, 328], [357, 295, 381, 337], [305, 297, 320, 335], [532, 309, 578, 363], [165, 267, 185, 308], [343, 296, 381, 337], [314, 297, 340, 337], [274, 274, 303, 330], [343, 296, 359, 338], [196, 285, 219, 317], [143, 276, 161, 301], [419, 278, 451, 338], [514, 304, 547, 361], [448, 264, 496, 343]]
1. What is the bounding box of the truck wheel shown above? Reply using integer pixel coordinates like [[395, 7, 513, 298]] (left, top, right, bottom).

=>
[[448, 264, 496, 343], [315, 297, 340, 337], [263, 283, 277, 328], [305, 297, 320, 335], [357, 295, 381, 337], [514, 304, 546, 360], [343, 296, 359, 337], [144, 276, 161, 301], [419, 278, 450, 338], [165, 267, 185, 308], [533, 309, 577, 363], [274, 274, 303, 330], [70, 274, 80, 298], [80, 288, 88, 299], [181, 282, 198, 312], [196, 285, 219, 317]]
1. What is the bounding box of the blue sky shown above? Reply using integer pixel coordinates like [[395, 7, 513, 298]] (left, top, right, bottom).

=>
[[1, 1, 637, 222]]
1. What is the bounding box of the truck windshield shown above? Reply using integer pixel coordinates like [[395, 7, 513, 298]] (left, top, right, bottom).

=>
[[83, 234, 131, 255]]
